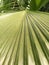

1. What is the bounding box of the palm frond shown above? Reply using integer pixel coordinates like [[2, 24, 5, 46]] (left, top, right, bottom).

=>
[[0, 11, 49, 65]]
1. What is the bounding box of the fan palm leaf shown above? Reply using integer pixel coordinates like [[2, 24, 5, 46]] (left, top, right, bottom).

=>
[[0, 0, 49, 65], [0, 11, 49, 65]]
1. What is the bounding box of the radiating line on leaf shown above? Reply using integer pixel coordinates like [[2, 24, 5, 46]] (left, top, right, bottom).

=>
[[4, 26, 22, 65], [7, 22, 23, 65], [26, 23, 35, 65], [34, 18, 49, 32], [26, 17, 41, 65], [29, 15, 49, 41], [14, 23, 23, 65], [0, 26, 17, 58], [0, 11, 49, 65], [29, 14, 49, 32], [28, 12, 49, 26], [28, 16, 49, 63], [2, 35, 17, 65], [33, 13, 49, 27], [1, 38, 14, 65], [0, 24, 15, 50], [2, 24, 22, 65], [1, 33, 15, 56], [0, 36, 13, 54], [28, 14, 49, 43], [7, 24, 22, 65], [32, 15, 49, 32], [23, 18, 28, 65], [27, 15, 49, 65]]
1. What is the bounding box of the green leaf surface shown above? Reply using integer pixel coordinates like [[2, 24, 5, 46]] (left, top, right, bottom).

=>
[[0, 11, 49, 65], [30, 0, 49, 10]]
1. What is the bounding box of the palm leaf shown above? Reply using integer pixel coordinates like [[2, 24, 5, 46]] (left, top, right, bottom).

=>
[[0, 11, 49, 65]]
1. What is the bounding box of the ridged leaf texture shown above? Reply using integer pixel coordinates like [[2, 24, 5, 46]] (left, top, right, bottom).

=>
[[0, 11, 49, 65]]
